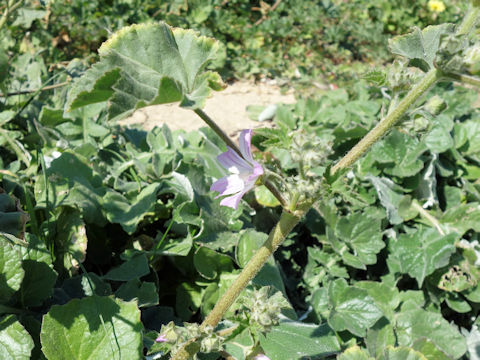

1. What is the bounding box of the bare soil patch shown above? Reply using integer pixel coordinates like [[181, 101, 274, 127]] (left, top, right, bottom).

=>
[[120, 81, 296, 136]]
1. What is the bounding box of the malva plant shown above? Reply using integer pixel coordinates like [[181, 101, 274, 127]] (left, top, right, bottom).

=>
[[59, 1, 480, 358], [1, 1, 480, 359]]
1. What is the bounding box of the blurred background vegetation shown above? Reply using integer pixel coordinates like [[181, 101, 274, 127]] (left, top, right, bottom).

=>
[[4, 0, 464, 91]]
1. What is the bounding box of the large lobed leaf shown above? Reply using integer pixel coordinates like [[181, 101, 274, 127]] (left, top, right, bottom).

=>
[[65, 22, 224, 120], [40, 296, 143, 360]]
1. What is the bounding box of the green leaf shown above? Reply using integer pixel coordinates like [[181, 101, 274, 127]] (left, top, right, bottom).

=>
[[338, 346, 374, 360], [66, 22, 223, 120], [355, 281, 400, 320], [388, 24, 455, 71], [0, 50, 8, 85], [236, 229, 268, 268], [371, 130, 427, 177], [412, 338, 452, 360], [328, 279, 384, 337], [254, 185, 281, 207], [0, 235, 24, 304], [175, 282, 203, 321], [115, 279, 159, 308], [395, 309, 467, 359], [40, 296, 143, 360], [378, 346, 428, 360], [0, 315, 34, 360], [259, 320, 340, 360], [12, 9, 47, 28], [440, 203, 480, 236], [333, 210, 385, 268], [103, 253, 150, 281], [34, 151, 105, 225], [103, 183, 161, 234], [365, 318, 396, 358], [387, 226, 457, 287], [223, 327, 254, 360], [366, 176, 403, 225], [193, 246, 234, 280], [19, 234, 58, 307]]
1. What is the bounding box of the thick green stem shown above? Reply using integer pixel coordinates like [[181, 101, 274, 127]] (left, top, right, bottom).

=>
[[171, 210, 303, 360], [446, 73, 480, 88], [457, 1, 480, 35], [331, 69, 441, 174]]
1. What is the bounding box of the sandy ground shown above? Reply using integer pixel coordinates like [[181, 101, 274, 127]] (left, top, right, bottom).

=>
[[119, 81, 296, 136]]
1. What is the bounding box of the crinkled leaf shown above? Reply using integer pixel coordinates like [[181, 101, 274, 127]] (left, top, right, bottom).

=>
[[259, 320, 340, 360], [371, 130, 427, 177], [328, 279, 384, 337], [333, 210, 385, 269], [387, 226, 457, 287], [0, 235, 24, 304], [12, 9, 47, 28], [40, 296, 143, 360], [440, 203, 480, 236], [103, 183, 161, 234], [395, 308, 467, 359], [388, 24, 455, 71], [0, 315, 34, 360], [66, 22, 223, 120]]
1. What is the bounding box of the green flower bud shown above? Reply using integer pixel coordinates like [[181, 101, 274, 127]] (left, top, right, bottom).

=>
[[425, 95, 447, 116]]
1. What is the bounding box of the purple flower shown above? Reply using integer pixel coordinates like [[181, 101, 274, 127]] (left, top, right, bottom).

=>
[[155, 334, 167, 343], [254, 355, 270, 360], [210, 129, 264, 209]]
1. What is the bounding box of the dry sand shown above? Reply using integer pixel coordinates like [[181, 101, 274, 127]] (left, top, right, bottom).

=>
[[119, 81, 296, 136]]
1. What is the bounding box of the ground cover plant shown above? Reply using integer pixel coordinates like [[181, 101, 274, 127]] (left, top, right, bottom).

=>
[[1, 0, 480, 359]]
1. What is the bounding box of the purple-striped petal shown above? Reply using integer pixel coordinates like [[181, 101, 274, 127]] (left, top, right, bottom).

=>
[[239, 129, 254, 163], [210, 175, 245, 197], [219, 190, 247, 209], [217, 147, 252, 174]]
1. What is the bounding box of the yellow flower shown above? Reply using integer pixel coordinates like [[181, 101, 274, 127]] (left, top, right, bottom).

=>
[[428, 0, 446, 13]]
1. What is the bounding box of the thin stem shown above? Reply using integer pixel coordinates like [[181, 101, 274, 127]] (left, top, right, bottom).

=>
[[263, 177, 288, 208], [193, 108, 288, 208], [411, 201, 445, 236], [194, 109, 241, 155], [332, 69, 441, 174], [0, 0, 24, 29], [445, 73, 480, 88], [0, 81, 69, 97], [171, 210, 303, 360]]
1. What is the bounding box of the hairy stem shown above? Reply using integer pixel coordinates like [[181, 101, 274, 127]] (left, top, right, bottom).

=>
[[457, 1, 480, 35], [171, 210, 303, 360], [331, 69, 440, 174], [446, 73, 480, 88]]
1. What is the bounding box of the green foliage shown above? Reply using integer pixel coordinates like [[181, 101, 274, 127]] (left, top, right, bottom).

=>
[[1, 1, 480, 359]]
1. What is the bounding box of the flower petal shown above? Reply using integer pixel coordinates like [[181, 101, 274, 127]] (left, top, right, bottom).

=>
[[217, 147, 252, 174], [210, 175, 245, 197], [239, 129, 254, 163], [219, 190, 247, 209]]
